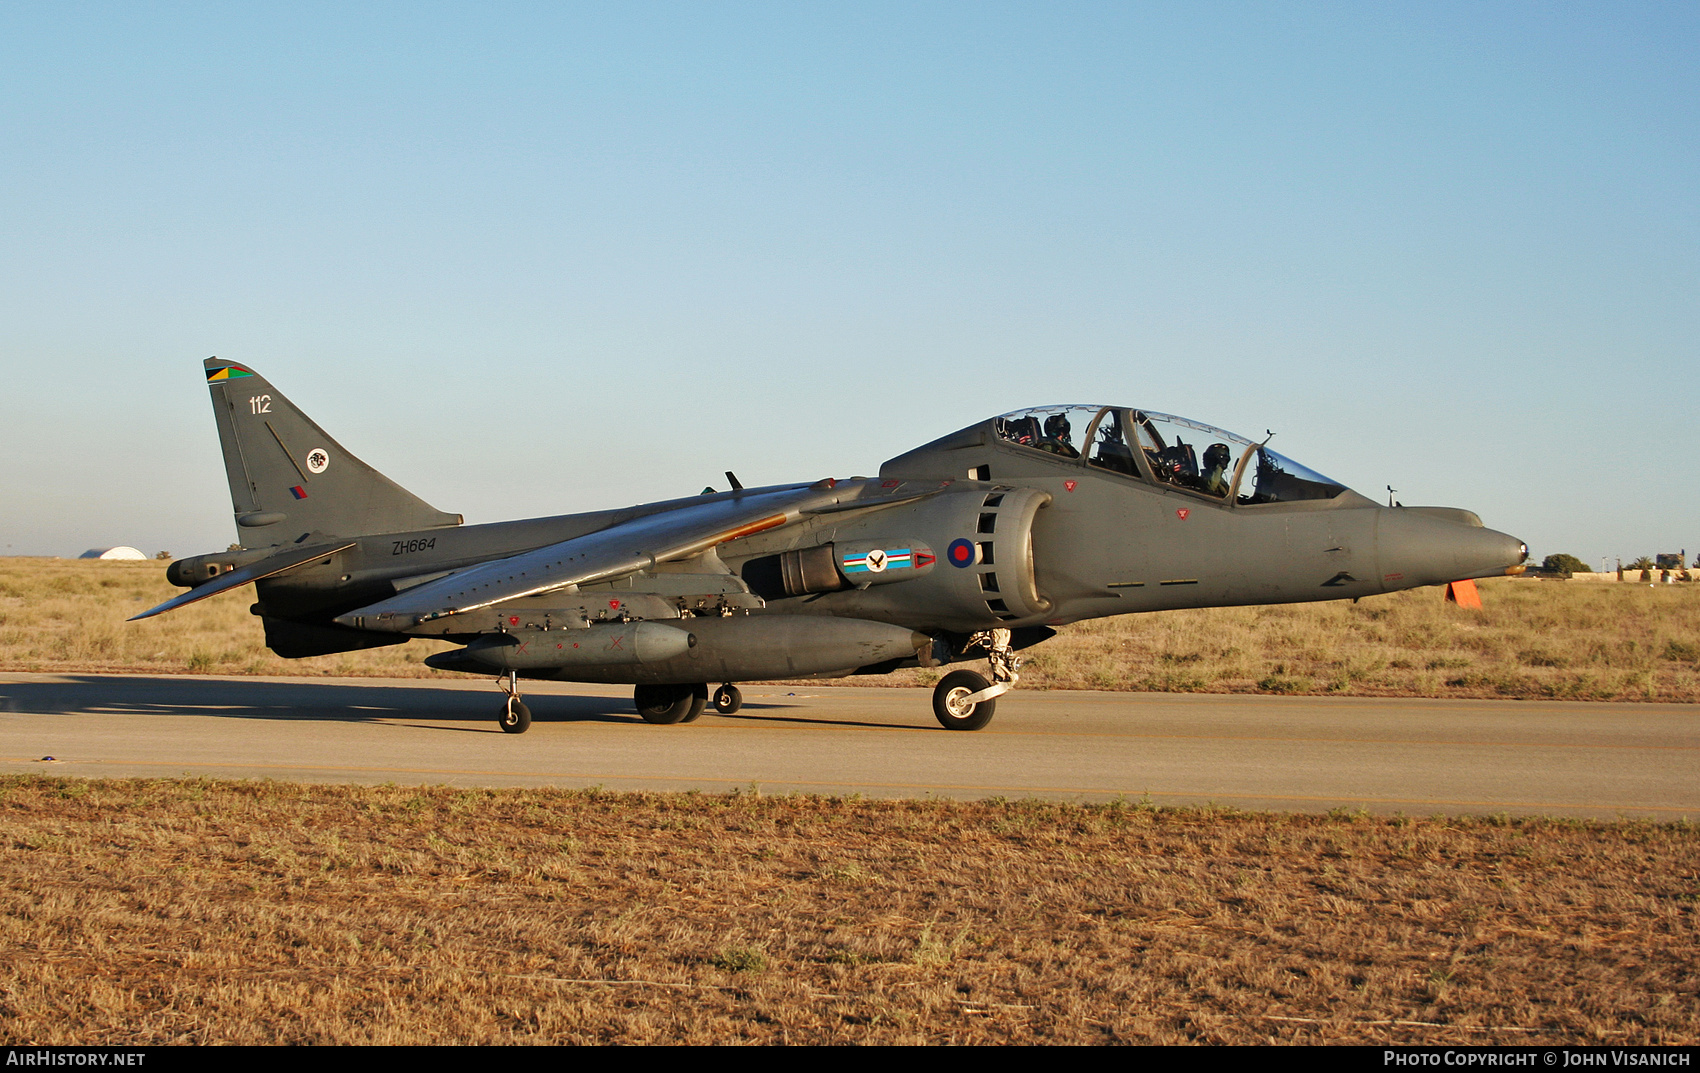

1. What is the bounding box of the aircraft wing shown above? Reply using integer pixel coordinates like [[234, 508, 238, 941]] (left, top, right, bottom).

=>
[[338, 482, 871, 632]]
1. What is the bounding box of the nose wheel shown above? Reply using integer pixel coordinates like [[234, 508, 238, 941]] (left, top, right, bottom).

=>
[[932, 629, 1019, 731], [933, 671, 997, 731], [496, 671, 532, 734]]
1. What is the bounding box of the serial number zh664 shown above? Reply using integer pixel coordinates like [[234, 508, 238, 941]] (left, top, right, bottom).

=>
[[392, 538, 437, 556]]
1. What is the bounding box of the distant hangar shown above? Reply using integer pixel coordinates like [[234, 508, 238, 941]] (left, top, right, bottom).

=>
[[79, 547, 148, 561]]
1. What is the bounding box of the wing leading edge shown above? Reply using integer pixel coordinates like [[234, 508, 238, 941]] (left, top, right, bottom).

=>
[[337, 481, 875, 633]]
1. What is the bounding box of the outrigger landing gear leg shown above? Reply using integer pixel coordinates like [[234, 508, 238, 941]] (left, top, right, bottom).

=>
[[931, 628, 1019, 732], [498, 670, 532, 734]]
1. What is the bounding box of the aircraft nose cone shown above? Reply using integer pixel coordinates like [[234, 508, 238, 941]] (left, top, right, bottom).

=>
[[1449, 526, 1527, 581], [1488, 530, 1529, 574], [1378, 508, 1529, 589]]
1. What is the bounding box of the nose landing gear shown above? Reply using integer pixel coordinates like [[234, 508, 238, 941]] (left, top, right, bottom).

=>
[[931, 628, 1019, 731]]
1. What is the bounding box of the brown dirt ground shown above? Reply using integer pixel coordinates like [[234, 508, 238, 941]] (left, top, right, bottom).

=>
[[1, 777, 1695, 1045]]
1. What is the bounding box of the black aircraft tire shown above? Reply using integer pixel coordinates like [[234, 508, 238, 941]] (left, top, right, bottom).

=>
[[680, 683, 709, 723], [634, 684, 696, 725], [712, 684, 743, 715], [933, 670, 996, 732], [499, 698, 532, 734]]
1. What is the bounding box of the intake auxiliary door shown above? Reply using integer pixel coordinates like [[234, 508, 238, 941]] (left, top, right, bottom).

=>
[[971, 487, 1053, 621]]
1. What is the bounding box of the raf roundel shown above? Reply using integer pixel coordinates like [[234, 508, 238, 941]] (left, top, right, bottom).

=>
[[946, 538, 977, 568]]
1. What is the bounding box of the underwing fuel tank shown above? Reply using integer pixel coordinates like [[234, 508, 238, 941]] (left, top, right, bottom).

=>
[[441, 621, 696, 672], [429, 615, 932, 684]]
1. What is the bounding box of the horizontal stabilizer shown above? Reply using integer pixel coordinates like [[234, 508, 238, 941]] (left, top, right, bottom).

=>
[[337, 483, 862, 632], [129, 541, 356, 621]]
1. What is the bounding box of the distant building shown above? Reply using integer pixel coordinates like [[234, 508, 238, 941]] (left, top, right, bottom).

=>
[[79, 547, 148, 560]]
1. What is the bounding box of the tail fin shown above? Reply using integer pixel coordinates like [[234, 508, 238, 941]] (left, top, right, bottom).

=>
[[203, 358, 462, 543]]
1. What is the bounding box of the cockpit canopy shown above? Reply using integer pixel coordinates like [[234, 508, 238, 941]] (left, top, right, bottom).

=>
[[991, 405, 1346, 504]]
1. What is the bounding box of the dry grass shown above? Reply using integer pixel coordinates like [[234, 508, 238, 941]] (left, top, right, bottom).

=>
[[5, 558, 1699, 701], [993, 579, 1700, 702], [0, 558, 463, 679], [0, 777, 1694, 1045]]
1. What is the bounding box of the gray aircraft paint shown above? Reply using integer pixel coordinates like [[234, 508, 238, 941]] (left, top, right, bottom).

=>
[[202, 361, 461, 538], [433, 616, 931, 685], [138, 362, 1527, 724]]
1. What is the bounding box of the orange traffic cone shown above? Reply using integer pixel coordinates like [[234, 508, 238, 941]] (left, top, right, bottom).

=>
[[1445, 579, 1482, 608]]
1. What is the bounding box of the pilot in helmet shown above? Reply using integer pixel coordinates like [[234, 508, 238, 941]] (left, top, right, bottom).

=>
[[1202, 442, 1232, 496], [1040, 413, 1079, 458]]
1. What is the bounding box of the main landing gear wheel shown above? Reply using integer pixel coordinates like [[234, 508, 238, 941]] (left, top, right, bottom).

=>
[[933, 670, 997, 732], [634, 684, 707, 725], [712, 684, 743, 715], [499, 695, 532, 734], [680, 683, 709, 723]]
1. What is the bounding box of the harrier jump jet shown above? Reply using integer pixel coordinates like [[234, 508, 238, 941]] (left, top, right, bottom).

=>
[[137, 362, 1528, 732]]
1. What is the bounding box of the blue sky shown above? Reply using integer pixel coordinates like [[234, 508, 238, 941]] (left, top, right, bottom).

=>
[[1, 2, 1694, 568]]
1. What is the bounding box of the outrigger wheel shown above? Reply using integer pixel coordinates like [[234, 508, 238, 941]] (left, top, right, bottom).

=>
[[500, 695, 532, 734], [497, 671, 532, 734], [712, 684, 743, 714], [634, 683, 708, 725]]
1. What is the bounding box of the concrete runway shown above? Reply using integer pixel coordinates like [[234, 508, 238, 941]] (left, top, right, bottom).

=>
[[0, 672, 1695, 818]]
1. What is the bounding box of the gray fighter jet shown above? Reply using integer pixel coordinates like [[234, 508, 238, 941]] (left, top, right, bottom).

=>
[[136, 362, 1528, 732]]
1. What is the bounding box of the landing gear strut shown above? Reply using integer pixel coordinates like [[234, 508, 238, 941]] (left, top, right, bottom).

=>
[[931, 628, 1019, 732], [497, 670, 532, 734]]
